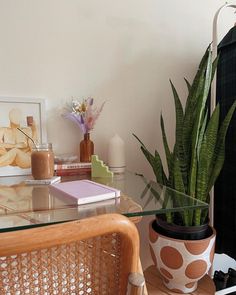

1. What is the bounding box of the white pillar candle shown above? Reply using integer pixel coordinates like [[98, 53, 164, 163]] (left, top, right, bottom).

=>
[[108, 134, 126, 173]]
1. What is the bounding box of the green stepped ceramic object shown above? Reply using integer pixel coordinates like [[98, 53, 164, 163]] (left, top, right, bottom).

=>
[[91, 155, 113, 178]]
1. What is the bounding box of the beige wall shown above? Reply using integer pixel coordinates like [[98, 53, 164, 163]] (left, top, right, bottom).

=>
[[0, 0, 234, 267], [0, 0, 234, 178]]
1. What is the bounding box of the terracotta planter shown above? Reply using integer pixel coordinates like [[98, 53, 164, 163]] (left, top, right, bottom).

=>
[[149, 220, 216, 293]]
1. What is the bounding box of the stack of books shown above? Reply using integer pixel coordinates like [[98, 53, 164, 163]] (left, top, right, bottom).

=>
[[54, 162, 91, 176]]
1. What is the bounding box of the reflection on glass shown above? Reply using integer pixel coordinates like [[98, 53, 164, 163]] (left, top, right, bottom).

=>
[[0, 183, 32, 212], [32, 186, 50, 211], [0, 172, 209, 231]]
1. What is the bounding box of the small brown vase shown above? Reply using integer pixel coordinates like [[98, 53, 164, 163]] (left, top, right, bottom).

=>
[[80, 133, 94, 162]]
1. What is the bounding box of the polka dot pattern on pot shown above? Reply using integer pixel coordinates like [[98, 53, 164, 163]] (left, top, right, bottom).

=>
[[149, 220, 216, 294]]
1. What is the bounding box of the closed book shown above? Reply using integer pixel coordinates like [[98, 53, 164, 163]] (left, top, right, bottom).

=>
[[55, 167, 91, 176], [49, 179, 120, 205], [54, 162, 91, 170]]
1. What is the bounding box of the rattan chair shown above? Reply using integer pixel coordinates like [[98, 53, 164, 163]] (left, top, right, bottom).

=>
[[0, 213, 145, 295]]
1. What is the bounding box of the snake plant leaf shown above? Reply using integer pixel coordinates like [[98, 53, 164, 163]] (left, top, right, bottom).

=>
[[170, 80, 188, 189], [132, 133, 147, 149], [184, 78, 191, 94], [189, 48, 213, 197], [160, 114, 171, 174], [192, 48, 213, 152], [184, 46, 210, 122], [155, 150, 168, 184], [207, 100, 236, 193], [182, 47, 210, 135], [167, 152, 175, 188], [195, 138, 209, 225], [170, 80, 184, 152], [173, 157, 190, 225], [197, 110, 208, 161], [194, 106, 220, 225], [204, 105, 219, 174], [173, 157, 185, 194], [133, 133, 167, 185], [182, 51, 210, 188], [197, 105, 220, 201], [140, 146, 160, 182], [132, 134, 159, 180]]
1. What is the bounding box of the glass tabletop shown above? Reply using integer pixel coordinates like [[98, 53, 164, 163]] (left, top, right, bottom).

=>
[[0, 171, 208, 231]]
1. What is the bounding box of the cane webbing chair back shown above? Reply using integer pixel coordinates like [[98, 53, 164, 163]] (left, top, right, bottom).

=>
[[0, 214, 140, 295]]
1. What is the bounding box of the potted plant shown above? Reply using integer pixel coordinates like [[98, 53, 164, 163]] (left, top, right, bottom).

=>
[[134, 46, 236, 293]]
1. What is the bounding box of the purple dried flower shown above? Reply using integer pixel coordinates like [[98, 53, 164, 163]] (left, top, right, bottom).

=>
[[63, 98, 105, 134]]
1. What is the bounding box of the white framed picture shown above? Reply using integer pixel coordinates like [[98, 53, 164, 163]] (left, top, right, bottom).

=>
[[0, 97, 47, 176]]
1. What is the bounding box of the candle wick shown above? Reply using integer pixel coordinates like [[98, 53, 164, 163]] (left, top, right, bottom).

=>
[[17, 127, 37, 149]]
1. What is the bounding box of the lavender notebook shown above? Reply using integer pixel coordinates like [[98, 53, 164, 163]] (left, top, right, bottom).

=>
[[49, 179, 120, 205]]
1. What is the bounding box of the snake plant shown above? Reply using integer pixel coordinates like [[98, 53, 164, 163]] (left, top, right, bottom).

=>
[[134, 46, 236, 226]]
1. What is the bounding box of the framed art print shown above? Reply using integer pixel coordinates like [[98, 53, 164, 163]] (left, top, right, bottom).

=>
[[0, 97, 47, 176]]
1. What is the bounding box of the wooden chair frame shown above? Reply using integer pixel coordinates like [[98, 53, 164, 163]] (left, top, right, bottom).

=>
[[0, 214, 141, 295]]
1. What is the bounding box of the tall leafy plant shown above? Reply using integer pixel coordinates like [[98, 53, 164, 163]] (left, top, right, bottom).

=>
[[134, 46, 236, 226]]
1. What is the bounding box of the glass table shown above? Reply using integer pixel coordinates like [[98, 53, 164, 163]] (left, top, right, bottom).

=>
[[0, 171, 208, 232]]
